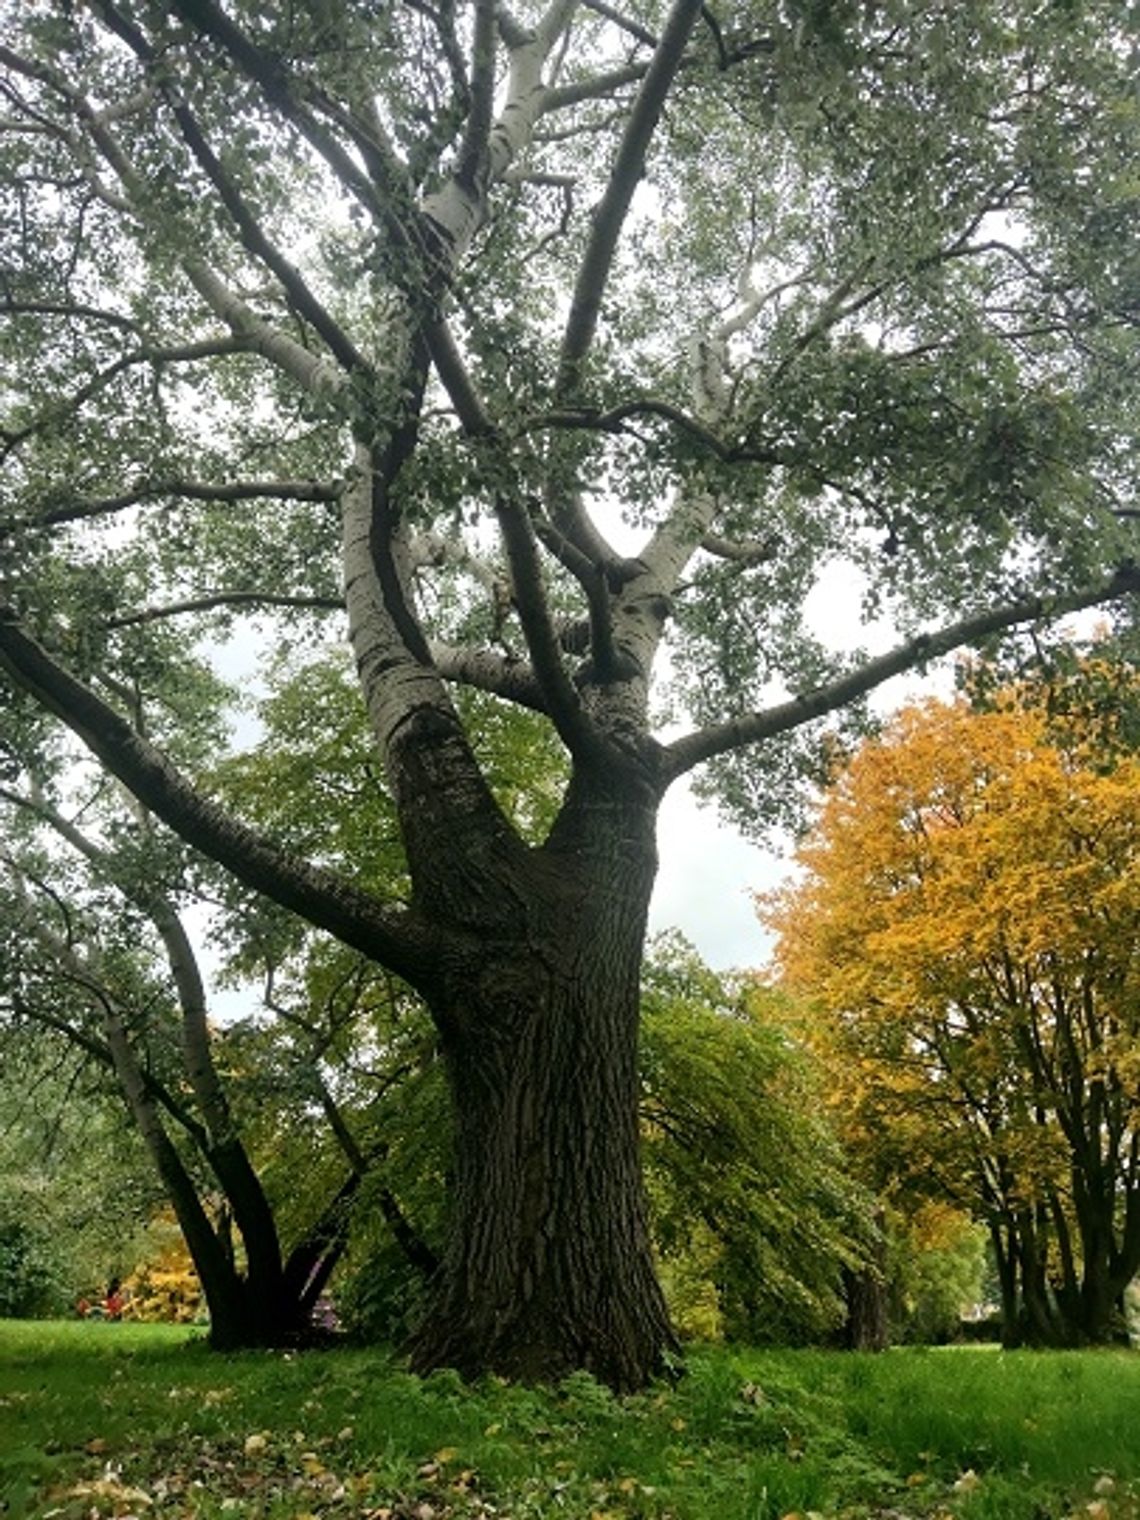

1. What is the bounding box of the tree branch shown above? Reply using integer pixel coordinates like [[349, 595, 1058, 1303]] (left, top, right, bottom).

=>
[[1, 39, 342, 397], [92, 0, 370, 374], [103, 592, 344, 631], [2, 337, 249, 460], [455, 0, 497, 191], [430, 642, 547, 711], [0, 865, 211, 1148], [165, 0, 427, 253], [580, 0, 659, 47], [18, 478, 339, 531], [662, 567, 1140, 780], [0, 298, 140, 333], [493, 495, 613, 762], [426, 317, 495, 433], [541, 61, 648, 112], [0, 605, 437, 987], [699, 532, 778, 565], [526, 396, 783, 463], [556, 0, 704, 393]]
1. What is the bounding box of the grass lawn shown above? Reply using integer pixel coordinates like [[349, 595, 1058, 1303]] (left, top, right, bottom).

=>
[[2, 1320, 1138, 1519]]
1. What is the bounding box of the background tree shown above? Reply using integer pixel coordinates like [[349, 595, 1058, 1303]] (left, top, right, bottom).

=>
[[0, 754, 413, 1347], [639, 936, 871, 1345], [0, 1031, 158, 1317], [766, 688, 1140, 1346], [1, 0, 1137, 1384]]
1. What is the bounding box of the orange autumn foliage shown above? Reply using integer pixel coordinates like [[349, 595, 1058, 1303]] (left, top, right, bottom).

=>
[[763, 689, 1140, 1344]]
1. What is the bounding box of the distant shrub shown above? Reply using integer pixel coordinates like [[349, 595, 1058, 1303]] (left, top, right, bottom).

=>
[[122, 1212, 204, 1322], [0, 1214, 65, 1318]]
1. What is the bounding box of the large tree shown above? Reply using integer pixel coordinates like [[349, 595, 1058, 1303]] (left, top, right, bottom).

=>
[[766, 691, 1140, 1346], [0, 0, 1136, 1385]]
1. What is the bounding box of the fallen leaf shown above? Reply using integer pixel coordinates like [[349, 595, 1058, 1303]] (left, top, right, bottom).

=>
[[67, 1478, 153, 1508]]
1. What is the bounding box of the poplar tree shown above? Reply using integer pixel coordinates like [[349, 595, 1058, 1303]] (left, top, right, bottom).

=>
[[1, 0, 1136, 1384]]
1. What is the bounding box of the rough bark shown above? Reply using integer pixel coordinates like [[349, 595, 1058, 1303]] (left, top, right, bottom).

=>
[[407, 775, 678, 1391], [840, 1209, 888, 1351]]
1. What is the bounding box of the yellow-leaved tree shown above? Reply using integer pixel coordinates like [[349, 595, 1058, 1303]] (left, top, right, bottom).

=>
[[764, 684, 1140, 1347]]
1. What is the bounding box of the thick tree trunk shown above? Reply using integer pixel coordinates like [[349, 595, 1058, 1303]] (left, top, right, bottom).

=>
[[407, 781, 677, 1391], [1017, 1206, 1065, 1346], [842, 1265, 888, 1351], [1075, 1210, 1125, 1345]]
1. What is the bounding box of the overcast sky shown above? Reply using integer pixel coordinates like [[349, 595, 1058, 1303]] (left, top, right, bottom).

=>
[[648, 780, 788, 971]]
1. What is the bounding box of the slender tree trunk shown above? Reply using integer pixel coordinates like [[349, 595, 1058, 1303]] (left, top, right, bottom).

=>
[[1048, 1186, 1080, 1329], [991, 1221, 1022, 1348], [1076, 1211, 1119, 1344], [99, 1000, 252, 1344], [407, 781, 677, 1391]]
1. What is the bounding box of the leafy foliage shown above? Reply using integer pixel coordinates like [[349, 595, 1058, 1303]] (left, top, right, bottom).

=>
[[765, 677, 1140, 1342], [640, 937, 870, 1343]]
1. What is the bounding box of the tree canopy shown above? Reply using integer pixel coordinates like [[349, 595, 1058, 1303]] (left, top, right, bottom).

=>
[[766, 678, 1140, 1345], [1, 0, 1137, 1383]]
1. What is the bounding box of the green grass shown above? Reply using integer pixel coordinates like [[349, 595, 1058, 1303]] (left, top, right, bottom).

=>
[[2, 1322, 1139, 1520]]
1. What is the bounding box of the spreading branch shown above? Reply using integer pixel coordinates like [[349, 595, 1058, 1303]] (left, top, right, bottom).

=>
[[0, 606, 436, 987], [556, 0, 704, 393], [16, 478, 339, 531], [1, 42, 344, 399], [663, 567, 1140, 779], [92, 0, 370, 376], [1, 337, 249, 460], [0, 298, 141, 333], [526, 397, 783, 464], [103, 592, 344, 631], [580, 0, 659, 47]]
